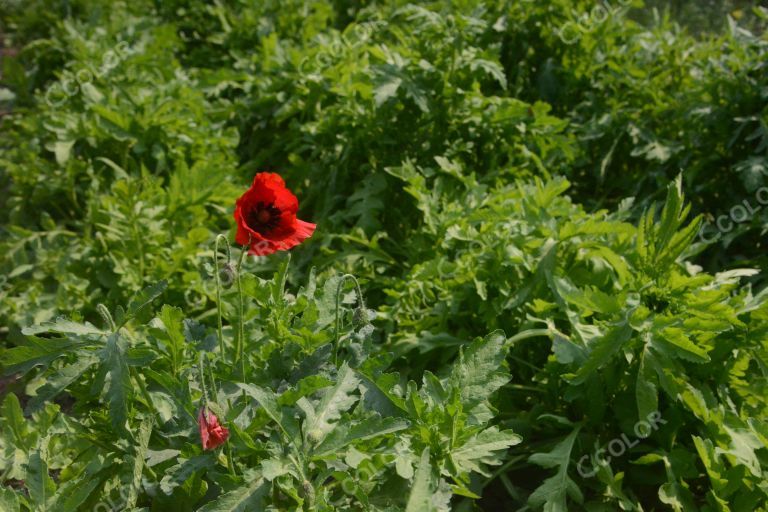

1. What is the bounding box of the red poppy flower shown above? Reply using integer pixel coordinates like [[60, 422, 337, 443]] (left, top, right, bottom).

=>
[[198, 408, 230, 450], [234, 172, 316, 256]]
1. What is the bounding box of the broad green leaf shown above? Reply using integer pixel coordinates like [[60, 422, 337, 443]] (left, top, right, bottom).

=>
[[26, 450, 56, 511], [0, 488, 19, 512], [21, 318, 104, 337], [2, 337, 88, 376], [160, 454, 216, 495], [47, 475, 101, 511], [406, 448, 434, 512], [2, 393, 26, 447], [197, 476, 267, 512], [238, 383, 300, 442], [314, 416, 410, 456]]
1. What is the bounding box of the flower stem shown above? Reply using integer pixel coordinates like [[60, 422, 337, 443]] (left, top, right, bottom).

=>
[[213, 234, 231, 362], [236, 244, 248, 381]]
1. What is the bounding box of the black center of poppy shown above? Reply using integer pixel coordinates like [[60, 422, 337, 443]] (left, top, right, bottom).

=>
[[245, 202, 281, 235]]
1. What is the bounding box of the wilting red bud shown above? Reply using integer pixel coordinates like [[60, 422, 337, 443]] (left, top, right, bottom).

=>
[[198, 408, 230, 450], [233, 172, 316, 256]]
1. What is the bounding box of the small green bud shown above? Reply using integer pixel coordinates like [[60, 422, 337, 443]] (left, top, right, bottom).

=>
[[353, 307, 369, 328], [218, 263, 236, 289], [307, 429, 324, 444]]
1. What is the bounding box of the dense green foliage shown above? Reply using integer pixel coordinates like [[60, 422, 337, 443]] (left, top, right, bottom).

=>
[[1, 1, 767, 510]]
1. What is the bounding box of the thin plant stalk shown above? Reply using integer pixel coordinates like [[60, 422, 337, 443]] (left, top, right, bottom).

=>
[[213, 234, 232, 361], [235, 242, 248, 380]]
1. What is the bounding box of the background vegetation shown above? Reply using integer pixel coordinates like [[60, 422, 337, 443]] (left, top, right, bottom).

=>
[[1, 0, 767, 510]]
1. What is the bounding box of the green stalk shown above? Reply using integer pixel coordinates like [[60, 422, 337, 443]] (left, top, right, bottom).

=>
[[213, 234, 232, 361], [235, 244, 248, 380]]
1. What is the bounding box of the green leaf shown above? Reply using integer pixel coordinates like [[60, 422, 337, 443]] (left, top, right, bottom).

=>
[[122, 417, 154, 508], [314, 416, 410, 456], [0, 488, 19, 512], [636, 347, 659, 421], [160, 454, 216, 495], [47, 475, 101, 511], [238, 384, 300, 442], [2, 393, 26, 447], [2, 337, 89, 376], [26, 356, 98, 414], [299, 362, 360, 444], [658, 327, 710, 363], [568, 321, 632, 385], [528, 428, 583, 511], [406, 448, 434, 512], [120, 280, 168, 326], [26, 450, 56, 511], [196, 476, 267, 512], [100, 333, 131, 431], [21, 318, 104, 337], [449, 330, 509, 408], [451, 427, 522, 476]]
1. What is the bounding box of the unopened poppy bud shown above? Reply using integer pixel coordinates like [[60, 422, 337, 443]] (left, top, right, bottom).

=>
[[353, 307, 369, 328], [307, 428, 323, 444], [302, 480, 315, 506], [218, 263, 236, 289]]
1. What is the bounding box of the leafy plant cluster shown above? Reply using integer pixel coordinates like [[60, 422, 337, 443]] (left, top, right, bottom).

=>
[[1, 0, 767, 511]]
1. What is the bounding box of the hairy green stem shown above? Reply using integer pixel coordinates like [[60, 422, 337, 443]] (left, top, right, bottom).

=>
[[213, 234, 232, 361], [236, 244, 248, 380]]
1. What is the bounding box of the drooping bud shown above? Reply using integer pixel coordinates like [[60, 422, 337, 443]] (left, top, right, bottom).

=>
[[218, 263, 236, 289]]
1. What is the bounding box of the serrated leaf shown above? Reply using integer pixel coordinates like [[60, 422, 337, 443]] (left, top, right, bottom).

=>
[[528, 428, 583, 511], [569, 321, 632, 385], [449, 330, 509, 409], [2, 337, 90, 376], [123, 281, 168, 324], [100, 333, 131, 432], [301, 362, 360, 443], [451, 427, 522, 476], [658, 327, 710, 363], [122, 417, 153, 508], [26, 356, 98, 414]]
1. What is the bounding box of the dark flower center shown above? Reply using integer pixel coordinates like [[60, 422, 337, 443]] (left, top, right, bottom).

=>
[[245, 202, 281, 235]]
